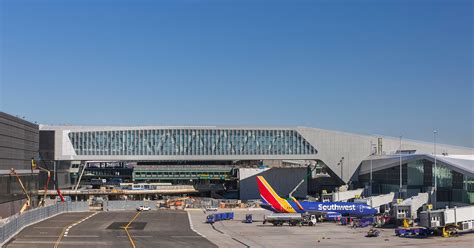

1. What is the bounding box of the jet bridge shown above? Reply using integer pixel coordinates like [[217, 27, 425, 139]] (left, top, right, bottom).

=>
[[393, 192, 429, 221], [354, 192, 395, 213], [324, 188, 365, 202]]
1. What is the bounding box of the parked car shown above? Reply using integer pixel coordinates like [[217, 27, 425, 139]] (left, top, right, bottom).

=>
[[137, 206, 151, 211]]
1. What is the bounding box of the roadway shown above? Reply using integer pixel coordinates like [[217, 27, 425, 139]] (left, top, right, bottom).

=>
[[5, 210, 216, 248]]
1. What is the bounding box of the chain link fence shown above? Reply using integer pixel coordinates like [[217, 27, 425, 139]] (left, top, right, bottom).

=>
[[0, 201, 89, 246]]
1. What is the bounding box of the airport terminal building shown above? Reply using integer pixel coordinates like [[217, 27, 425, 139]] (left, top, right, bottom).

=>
[[39, 125, 474, 206], [0, 112, 39, 217]]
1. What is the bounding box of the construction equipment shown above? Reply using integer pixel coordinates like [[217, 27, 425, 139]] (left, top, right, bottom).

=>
[[32, 159, 51, 206], [419, 205, 474, 237], [32, 159, 65, 204], [166, 197, 189, 209], [9, 168, 31, 214]]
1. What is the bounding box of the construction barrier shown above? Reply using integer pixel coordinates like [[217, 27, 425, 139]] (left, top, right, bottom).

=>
[[0, 201, 89, 246]]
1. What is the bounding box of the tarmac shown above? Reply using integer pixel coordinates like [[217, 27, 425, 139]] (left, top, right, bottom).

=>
[[4, 209, 474, 248], [5, 210, 216, 248], [188, 209, 474, 248]]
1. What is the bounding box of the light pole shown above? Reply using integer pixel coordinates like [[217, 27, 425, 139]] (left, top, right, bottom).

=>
[[340, 157, 344, 185], [399, 135, 402, 197], [337, 162, 340, 201], [370, 141, 374, 196], [433, 130, 437, 192], [337, 157, 344, 201]]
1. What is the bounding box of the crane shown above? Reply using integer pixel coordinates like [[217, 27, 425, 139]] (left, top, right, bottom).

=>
[[32, 158, 65, 204], [32, 159, 51, 206], [10, 168, 31, 214]]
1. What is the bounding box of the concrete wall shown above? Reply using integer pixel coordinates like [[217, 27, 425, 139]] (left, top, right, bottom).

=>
[[239, 167, 307, 200], [103, 200, 157, 211]]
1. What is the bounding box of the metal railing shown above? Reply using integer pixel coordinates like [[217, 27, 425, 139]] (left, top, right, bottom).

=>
[[0, 201, 88, 246]]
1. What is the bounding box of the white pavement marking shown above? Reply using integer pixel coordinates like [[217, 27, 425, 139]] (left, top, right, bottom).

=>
[[24, 235, 100, 238], [171, 235, 202, 238], [187, 211, 206, 238], [24, 235, 63, 238], [61, 235, 100, 238], [33, 226, 63, 229], [13, 240, 109, 244], [116, 235, 153, 238], [1, 212, 88, 247], [56, 212, 99, 246]]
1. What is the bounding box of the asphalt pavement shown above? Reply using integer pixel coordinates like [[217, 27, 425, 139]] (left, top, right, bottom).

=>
[[5, 210, 216, 248]]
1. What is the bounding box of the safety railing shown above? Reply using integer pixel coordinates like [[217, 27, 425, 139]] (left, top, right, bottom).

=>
[[0, 201, 88, 246]]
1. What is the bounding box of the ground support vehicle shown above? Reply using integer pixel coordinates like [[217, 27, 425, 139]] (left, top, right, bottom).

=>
[[243, 214, 253, 223], [374, 214, 392, 227], [136, 206, 151, 211], [351, 217, 375, 228], [340, 217, 354, 225], [206, 212, 234, 224], [263, 213, 317, 226], [395, 227, 433, 238], [366, 228, 380, 237]]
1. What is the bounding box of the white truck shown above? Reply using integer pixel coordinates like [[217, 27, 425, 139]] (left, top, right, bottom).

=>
[[263, 213, 317, 226], [419, 205, 474, 236]]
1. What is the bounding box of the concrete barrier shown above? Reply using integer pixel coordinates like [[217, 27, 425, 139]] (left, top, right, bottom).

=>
[[103, 200, 157, 211]]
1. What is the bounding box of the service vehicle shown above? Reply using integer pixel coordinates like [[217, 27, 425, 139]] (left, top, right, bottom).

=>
[[136, 206, 151, 211], [263, 213, 317, 226]]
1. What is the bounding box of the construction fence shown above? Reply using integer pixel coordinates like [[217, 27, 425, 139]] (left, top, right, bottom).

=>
[[0, 201, 89, 246]]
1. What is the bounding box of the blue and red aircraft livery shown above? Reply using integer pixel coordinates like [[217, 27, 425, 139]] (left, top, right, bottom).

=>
[[256, 176, 377, 217]]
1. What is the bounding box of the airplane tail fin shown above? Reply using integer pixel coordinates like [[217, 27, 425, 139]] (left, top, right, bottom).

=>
[[256, 176, 293, 212]]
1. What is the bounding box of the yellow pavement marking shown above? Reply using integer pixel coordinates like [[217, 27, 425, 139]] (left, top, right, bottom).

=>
[[123, 211, 141, 248], [54, 212, 97, 248]]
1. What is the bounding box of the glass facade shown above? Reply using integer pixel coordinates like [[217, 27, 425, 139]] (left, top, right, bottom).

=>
[[68, 129, 317, 156], [359, 159, 474, 204], [133, 167, 234, 181], [434, 163, 453, 188], [407, 160, 424, 186]]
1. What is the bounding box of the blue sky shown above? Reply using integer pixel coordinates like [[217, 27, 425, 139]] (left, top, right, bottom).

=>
[[0, 0, 472, 147]]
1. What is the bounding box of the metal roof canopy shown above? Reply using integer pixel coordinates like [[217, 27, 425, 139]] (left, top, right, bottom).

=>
[[359, 154, 474, 178]]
